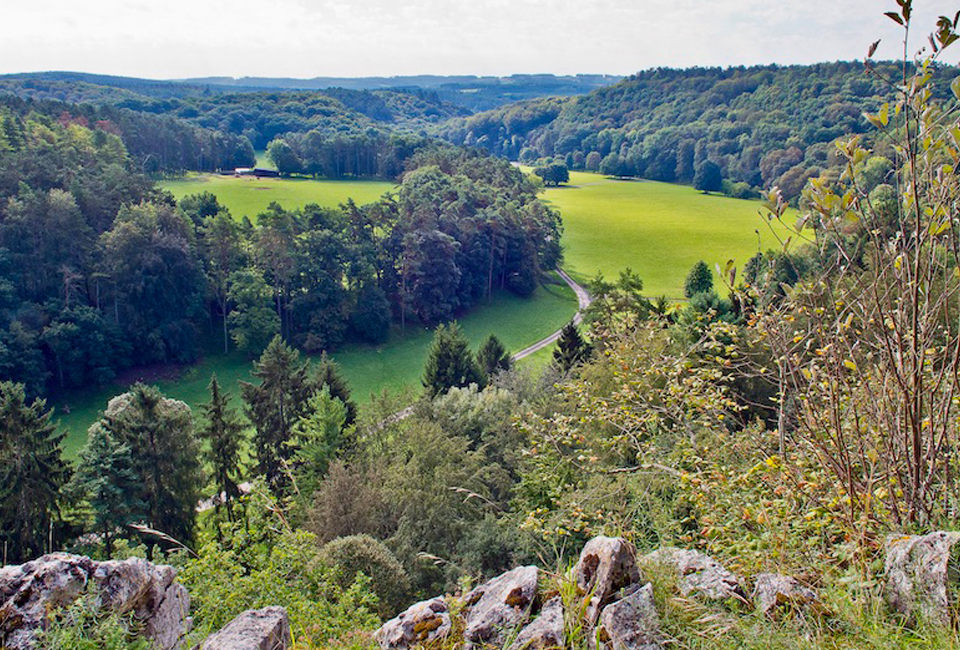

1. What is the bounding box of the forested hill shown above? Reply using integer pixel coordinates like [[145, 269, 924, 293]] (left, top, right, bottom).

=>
[[0, 75, 468, 150], [437, 61, 960, 199]]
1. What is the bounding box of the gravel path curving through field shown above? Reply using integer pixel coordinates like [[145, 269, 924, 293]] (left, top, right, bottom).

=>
[[510, 268, 592, 361]]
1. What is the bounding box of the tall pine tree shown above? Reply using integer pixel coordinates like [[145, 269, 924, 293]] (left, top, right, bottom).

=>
[[553, 322, 592, 372], [0, 381, 70, 562], [93, 383, 202, 557], [315, 353, 357, 426], [76, 427, 144, 557], [421, 322, 484, 396], [476, 334, 512, 379], [240, 336, 316, 491], [198, 374, 246, 522]]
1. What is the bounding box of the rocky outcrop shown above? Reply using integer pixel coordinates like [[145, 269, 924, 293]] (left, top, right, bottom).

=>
[[463, 565, 539, 649], [884, 531, 960, 625], [752, 573, 820, 618], [199, 607, 290, 650], [642, 548, 746, 604], [575, 536, 641, 624], [0, 553, 190, 650], [375, 597, 452, 649], [507, 596, 564, 650], [597, 584, 662, 650]]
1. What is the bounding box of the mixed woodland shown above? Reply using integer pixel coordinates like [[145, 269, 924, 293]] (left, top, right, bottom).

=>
[[3, 4, 960, 649]]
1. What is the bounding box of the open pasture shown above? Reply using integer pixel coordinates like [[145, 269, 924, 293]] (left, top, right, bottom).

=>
[[161, 174, 396, 219], [540, 170, 794, 299]]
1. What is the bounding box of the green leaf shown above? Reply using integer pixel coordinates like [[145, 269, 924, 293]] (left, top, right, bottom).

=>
[[885, 11, 904, 25]]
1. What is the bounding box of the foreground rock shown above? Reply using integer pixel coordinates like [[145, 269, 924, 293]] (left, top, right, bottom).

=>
[[885, 531, 960, 625], [0, 553, 189, 650], [200, 607, 290, 650], [575, 536, 641, 624], [375, 597, 452, 649], [507, 595, 564, 650], [643, 548, 745, 604], [752, 573, 820, 618], [463, 565, 538, 649], [597, 584, 662, 650]]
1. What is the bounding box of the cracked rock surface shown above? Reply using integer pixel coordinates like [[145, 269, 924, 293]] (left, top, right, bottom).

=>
[[0, 553, 190, 650]]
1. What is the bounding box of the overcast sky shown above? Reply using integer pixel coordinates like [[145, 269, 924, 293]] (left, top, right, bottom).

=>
[[3, 1, 959, 79]]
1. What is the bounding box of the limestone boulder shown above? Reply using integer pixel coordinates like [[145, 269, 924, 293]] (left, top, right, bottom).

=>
[[752, 573, 820, 618], [507, 595, 564, 650], [200, 607, 290, 650], [574, 537, 641, 624], [0, 553, 189, 650], [596, 583, 662, 650], [884, 531, 960, 625], [643, 548, 745, 604], [463, 565, 539, 649], [374, 597, 452, 649]]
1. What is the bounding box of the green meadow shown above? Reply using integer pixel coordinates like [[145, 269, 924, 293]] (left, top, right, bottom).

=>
[[162, 174, 396, 220], [54, 280, 577, 459], [538, 170, 793, 299]]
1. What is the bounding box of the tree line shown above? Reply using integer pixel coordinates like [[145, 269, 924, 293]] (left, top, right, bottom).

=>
[[0, 102, 561, 402]]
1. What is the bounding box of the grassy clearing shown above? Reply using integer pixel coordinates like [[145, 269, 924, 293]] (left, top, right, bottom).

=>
[[538, 170, 794, 299], [54, 279, 577, 459], [161, 174, 395, 221]]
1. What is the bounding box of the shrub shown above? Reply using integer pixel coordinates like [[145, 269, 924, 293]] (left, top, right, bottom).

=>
[[319, 535, 411, 618]]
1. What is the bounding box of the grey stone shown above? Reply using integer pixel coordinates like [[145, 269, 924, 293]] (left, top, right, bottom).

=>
[[463, 565, 539, 649], [0, 553, 189, 650], [574, 537, 641, 624], [643, 548, 746, 604], [752, 573, 820, 618], [597, 583, 662, 650], [507, 595, 564, 650], [884, 531, 960, 625], [200, 607, 290, 650], [374, 597, 451, 649]]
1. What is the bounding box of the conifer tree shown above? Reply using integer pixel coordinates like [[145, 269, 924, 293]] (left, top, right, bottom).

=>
[[76, 426, 144, 557], [287, 387, 347, 495], [240, 336, 315, 491], [422, 322, 484, 396], [684, 260, 713, 298], [198, 374, 246, 522], [92, 383, 201, 556], [553, 322, 592, 372], [315, 353, 357, 426], [0, 381, 70, 562], [476, 334, 512, 379]]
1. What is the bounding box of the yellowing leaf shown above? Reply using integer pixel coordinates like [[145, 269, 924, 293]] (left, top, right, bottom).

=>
[[843, 359, 858, 371]]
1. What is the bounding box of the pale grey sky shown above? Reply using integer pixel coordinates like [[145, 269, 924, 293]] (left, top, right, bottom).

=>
[[2, 0, 959, 79]]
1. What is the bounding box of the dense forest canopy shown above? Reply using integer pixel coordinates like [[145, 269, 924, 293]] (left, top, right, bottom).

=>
[[0, 98, 559, 403], [438, 61, 959, 199]]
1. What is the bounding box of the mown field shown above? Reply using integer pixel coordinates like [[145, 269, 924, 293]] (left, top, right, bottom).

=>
[[55, 280, 577, 458], [162, 174, 396, 220], [537, 170, 793, 298]]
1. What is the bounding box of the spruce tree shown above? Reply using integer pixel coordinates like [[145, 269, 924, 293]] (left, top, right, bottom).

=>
[[553, 322, 592, 372], [476, 334, 512, 379], [0, 381, 70, 562], [240, 335, 315, 491], [76, 426, 144, 557], [287, 387, 347, 495], [684, 260, 714, 298], [93, 383, 201, 556], [315, 353, 357, 426], [198, 374, 246, 522], [421, 322, 484, 396]]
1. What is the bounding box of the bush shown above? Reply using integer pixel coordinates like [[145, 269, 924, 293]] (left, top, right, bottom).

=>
[[319, 535, 411, 618], [37, 593, 148, 650]]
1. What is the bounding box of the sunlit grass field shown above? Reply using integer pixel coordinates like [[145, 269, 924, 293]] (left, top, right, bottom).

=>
[[161, 174, 396, 221], [538, 170, 793, 299], [55, 280, 577, 458]]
